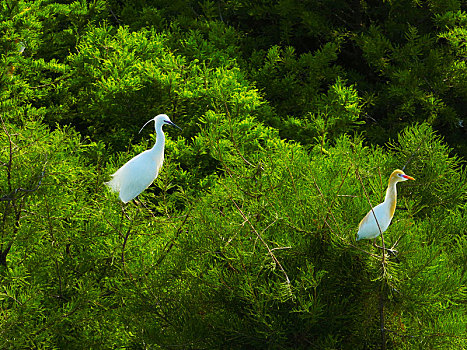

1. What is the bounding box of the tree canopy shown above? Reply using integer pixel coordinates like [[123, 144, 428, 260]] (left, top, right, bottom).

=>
[[1, 1, 466, 349]]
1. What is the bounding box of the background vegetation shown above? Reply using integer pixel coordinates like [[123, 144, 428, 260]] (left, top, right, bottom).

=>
[[1, 0, 466, 349]]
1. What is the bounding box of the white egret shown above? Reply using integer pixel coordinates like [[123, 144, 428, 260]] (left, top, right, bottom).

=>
[[105, 114, 181, 203], [356, 169, 415, 241]]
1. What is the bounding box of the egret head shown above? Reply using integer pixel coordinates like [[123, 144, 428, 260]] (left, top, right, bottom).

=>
[[390, 169, 415, 183], [139, 114, 182, 133]]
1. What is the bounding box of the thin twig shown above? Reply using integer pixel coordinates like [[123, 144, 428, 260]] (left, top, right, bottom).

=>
[[322, 166, 352, 228], [380, 286, 387, 350], [270, 246, 291, 252], [109, 7, 121, 24], [354, 168, 386, 261], [121, 204, 138, 267], [402, 136, 426, 171], [309, 171, 344, 237], [226, 190, 291, 286], [284, 162, 308, 219], [309, 170, 380, 258], [211, 103, 290, 286], [0, 116, 13, 253], [354, 164, 388, 350], [155, 206, 193, 268], [224, 102, 254, 167], [1, 115, 13, 194]]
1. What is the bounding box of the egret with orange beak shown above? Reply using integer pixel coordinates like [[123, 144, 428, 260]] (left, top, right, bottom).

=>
[[357, 169, 415, 242]]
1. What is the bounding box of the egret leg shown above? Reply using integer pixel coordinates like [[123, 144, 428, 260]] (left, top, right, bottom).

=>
[[121, 201, 131, 221], [373, 242, 398, 257]]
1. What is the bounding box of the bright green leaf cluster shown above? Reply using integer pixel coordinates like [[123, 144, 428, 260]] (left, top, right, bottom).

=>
[[1, 1, 465, 349]]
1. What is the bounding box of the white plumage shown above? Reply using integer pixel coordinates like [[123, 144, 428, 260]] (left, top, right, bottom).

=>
[[356, 169, 414, 241], [105, 114, 181, 203]]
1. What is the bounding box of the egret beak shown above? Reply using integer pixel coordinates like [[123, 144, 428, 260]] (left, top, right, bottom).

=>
[[403, 175, 415, 180], [139, 118, 156, 134], [164, 120, 182, 130]]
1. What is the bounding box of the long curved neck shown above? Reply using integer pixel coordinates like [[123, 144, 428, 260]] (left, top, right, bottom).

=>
[[151, 125, 165, 155], [384, 179, 398, 217]]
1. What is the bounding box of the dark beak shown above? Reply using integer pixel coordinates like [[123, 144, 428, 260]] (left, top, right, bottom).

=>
[[165, 120, 182, 130]]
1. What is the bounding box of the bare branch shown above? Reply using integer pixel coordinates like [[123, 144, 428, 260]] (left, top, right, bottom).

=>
[[226, 190, 291, 286], [155, 206, 193, 268]]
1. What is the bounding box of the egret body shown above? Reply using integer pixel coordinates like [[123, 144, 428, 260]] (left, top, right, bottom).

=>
[[356, 169, 414, 241], [105, 114, 181, 203]]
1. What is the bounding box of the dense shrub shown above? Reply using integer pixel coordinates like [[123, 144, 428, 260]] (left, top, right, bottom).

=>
[[1, 1, 465, 349]]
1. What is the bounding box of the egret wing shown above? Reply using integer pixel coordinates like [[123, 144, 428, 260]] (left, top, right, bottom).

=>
[[106, 150, 159, 203], [356, 202, 390, 240]]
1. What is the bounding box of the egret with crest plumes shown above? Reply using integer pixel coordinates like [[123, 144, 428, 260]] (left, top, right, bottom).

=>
[[105, 114, 181, 203], [356, 169, 414, 242]]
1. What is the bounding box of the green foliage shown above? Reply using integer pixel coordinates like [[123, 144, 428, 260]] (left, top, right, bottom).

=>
[[1, 0, 466, 349], [350, 3, 466, 155], [0, 120, 124, 348], [249, 42, 342, 119], [389, 123, 466, 218]]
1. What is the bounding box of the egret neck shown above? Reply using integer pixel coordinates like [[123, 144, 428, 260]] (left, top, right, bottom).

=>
[[384, 175, 398, 221], [153, 122, 165, 156]]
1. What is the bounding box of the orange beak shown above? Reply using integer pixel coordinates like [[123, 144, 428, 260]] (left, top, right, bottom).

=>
[[403, 175, 415, 180]]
